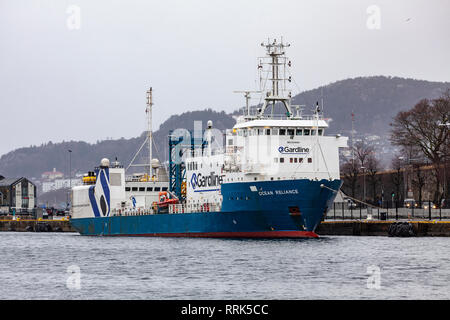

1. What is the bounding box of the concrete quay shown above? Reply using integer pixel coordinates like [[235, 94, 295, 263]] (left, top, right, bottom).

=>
[[1, 217, 449, 237]]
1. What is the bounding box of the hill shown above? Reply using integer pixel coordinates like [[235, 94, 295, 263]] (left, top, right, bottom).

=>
[[0, 76, 448, 184], [0, 109, 236, 180], [291, 76, 449, 136]]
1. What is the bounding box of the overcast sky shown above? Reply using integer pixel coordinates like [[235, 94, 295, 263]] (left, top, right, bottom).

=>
[[1, 0, 449, 156]]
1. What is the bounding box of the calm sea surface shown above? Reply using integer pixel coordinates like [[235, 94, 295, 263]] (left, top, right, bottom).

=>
[[0, 232, 449, 300]]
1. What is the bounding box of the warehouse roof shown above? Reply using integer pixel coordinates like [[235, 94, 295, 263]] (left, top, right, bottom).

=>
[[0, 177, 24, 187]]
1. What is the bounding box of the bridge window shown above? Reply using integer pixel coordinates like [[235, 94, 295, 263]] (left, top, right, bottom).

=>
[[296, 129, 303, 135], [139, 187, 145, 192], [294, 158, 298, 163], [299, 158, 303, 163], [154, 187, 161, 191], [146, 187, 153, 192], [308, 158, 312, 163], [280, 157, 285, 163], [132, 187, 138, 191], [272, 128, 279, 135], [318, 129, 323, 136], [265, 129, 271, 135], [279, 129, 286, 135], [290, 158, 293, 163], [304, 129, 310, 136], [125, 187, 131, 191], [287, 129, 294, 136], [311, 129, 316, 136]]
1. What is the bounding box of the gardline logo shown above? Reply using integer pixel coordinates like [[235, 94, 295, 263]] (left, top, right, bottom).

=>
[[191, 172, 224, 190], [278, 146, 310, 154]]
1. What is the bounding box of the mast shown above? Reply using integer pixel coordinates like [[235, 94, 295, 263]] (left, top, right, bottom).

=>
[[351, 109, 355, 167], [125, 87, 156, 177], [146, 87, 153, 178], [233, 90, 261, 118], [257, 37, 292, 118]]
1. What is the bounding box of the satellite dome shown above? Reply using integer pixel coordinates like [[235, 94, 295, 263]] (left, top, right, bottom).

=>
[[151, 158, 160, 169], [100, 158, 110, 167]]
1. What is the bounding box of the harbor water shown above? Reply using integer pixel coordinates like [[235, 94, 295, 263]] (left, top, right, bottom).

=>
[[0, 232, 449, 300]]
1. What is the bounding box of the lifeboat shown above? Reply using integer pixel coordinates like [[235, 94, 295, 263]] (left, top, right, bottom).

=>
[[155, 191, 179, 213]]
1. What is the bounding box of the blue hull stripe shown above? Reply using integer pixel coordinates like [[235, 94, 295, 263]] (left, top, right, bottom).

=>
[[88, 185, 101, 217], [194, 189, 220, 192]]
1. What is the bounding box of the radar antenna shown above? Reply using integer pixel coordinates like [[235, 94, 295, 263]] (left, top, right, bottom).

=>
[[257, 37, 293, 118], [233, 90, 261, 117]]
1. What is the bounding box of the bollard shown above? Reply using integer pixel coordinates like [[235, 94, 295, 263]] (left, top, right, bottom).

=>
[[428, 200, 431, 220], [333, 203, 336, 220], [395, 200, 398, 220]]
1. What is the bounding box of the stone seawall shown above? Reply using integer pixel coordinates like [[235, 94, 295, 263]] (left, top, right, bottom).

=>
[[316, 220, 450, 237], [1, 218, 449, 236], [0, 219, 75, 232]]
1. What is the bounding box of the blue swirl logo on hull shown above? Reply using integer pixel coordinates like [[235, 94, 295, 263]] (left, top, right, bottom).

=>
[[89, 167, 110, 217]]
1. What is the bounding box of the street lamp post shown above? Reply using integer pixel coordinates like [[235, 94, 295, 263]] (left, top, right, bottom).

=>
[[360, 166, 366, 203], [399, 156, 421, 201], [438, 122, 449, 201], [68, 149, 72, 209]]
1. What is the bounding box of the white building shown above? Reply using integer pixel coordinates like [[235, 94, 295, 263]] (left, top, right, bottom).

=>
[[42, 178, 81, 193]]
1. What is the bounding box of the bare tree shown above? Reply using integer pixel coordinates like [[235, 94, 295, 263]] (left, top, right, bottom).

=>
[[366, 154, 381, 203], [411, 163, 426, 207], [341, 159, 360, 199], [390, 89, 450, 203], [354, 140, 374, 168], [390, 156, 403, 205]]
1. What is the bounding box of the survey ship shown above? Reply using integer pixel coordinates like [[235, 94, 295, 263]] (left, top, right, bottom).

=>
[[70, 38, 348, 238]]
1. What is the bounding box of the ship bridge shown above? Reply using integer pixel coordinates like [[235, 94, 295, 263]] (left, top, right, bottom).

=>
[[223, 116, 347, 181], [233, 117, 329, 136]]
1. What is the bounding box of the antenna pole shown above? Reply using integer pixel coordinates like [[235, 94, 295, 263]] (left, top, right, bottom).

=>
[[233, 90, 260, 119], [146, 88, 153, 178], [257, 37, 292, 117], [351, 110, 355, 166]]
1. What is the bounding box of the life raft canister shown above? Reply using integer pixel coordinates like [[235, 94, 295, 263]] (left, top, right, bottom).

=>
[[159, 191, 168, 202]]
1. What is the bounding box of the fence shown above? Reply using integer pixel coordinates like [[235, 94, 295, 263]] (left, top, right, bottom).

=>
[[327, 201, 450, 221], [0, 206, 37, 216]]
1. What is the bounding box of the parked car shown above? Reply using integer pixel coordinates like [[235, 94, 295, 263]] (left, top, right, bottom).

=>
[[344, 198, 357, 209], [56, 209, 66, 216], [422, 202, 437, 210], [403, 198, 417, 208], [441, 199, 450, 209]]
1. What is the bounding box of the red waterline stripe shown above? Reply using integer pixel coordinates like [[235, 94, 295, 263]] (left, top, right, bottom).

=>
[[108, 231, 319, 238]]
